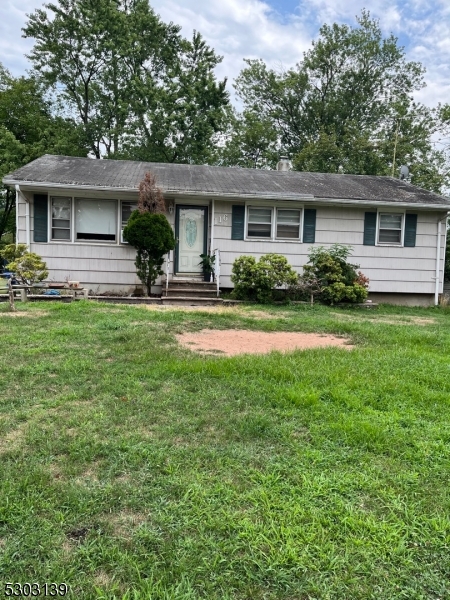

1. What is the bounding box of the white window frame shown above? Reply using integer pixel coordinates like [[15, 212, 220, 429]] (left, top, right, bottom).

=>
[[50, 196, 72, 242], [74, 197, 118, 243], [275, 207, 302, 241], [46, 196, 143, 246], [246, 206, 274, 239], [244, 202, 304, 242], [376, 210, 405, 246], [120, 200, 138, 244]]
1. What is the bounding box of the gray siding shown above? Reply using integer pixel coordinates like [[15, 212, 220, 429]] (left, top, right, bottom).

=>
[[212, 202, 447, 295], [15, 191, 447, 296], [17, 189, 171, 293]]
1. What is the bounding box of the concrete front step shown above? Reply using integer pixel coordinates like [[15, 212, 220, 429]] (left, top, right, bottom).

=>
[[165, 281, 216, 290], [162, 296, 223, 306], [166, 289, 219, 298]]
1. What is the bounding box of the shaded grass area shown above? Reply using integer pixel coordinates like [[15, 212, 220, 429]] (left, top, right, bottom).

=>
[[0, 301, 449, 599]]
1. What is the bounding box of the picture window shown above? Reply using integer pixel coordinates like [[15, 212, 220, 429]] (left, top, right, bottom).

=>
[[75, 198, 117, 242]]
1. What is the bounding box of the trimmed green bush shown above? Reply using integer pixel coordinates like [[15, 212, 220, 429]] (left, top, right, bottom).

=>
[[231, 253, 298, 303], [301, 244, 369, 304], [123, 212, 175, 295]]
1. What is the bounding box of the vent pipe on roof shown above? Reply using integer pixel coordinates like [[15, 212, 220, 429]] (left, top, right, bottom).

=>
[[277, 156, 291, 171]]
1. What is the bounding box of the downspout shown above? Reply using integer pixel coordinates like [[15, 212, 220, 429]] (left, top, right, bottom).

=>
[[210, 198, 215, 254], [15, 185, 30, 248], [435, 213, 449, 306], [14, 186, 19, 247]]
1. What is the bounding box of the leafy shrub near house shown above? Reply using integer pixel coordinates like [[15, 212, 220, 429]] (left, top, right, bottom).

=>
[[300, 244, 369, 304], [0, 243, 48, 285], [123, 212, 175, 295], [231, 253, 298, 302]]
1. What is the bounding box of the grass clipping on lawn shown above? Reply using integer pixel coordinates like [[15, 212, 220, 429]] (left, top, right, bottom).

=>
[[176, 328, 353, 355]]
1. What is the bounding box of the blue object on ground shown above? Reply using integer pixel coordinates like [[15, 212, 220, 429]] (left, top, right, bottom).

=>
[[43, 289, 61, 296]]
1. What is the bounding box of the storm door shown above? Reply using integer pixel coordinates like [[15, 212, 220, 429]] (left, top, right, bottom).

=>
[[175, 206, 208, 274]]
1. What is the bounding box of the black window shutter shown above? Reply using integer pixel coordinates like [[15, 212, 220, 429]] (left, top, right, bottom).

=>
[[404, 214, 417, 247], [231, 205, 245, 240], [303, 209, 316, 243], [363, 212, 377, 246], [34, 194, 48, 242]]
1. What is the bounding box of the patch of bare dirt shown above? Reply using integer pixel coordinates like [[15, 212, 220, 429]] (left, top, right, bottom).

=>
[[140, 304, 242, 314], [409, 317, 436, 325], [0, 422, 28, 455], [176, 329, 353, 356], [108, 510, 148, 539], [48, 461, 65, 481], [335, 313, 436, 326], [114, 473, 132, 484], [61, 539, 73, 556], [0, 310, 49, 317], [94, 570, 114, 588], [74, 462, 101, 486], [241, 309, 289, 320]]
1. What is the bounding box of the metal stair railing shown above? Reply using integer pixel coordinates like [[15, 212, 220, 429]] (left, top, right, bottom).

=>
[[213, 248, 220, 297], [165, 251, 170, 297]]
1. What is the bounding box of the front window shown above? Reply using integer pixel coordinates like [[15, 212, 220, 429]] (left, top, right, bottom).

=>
[[247, 207, 272, 238], [276, 209, 301, 239], [121, 201, 138, 228], [51, 197, 71, 240], [378, 213, 403, 244], [75, 198, 117, 242]]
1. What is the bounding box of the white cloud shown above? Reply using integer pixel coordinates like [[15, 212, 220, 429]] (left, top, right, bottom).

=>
[[0, 0, 449, 108], [150, 0, 312, 92], [0, 0, 38, 75]]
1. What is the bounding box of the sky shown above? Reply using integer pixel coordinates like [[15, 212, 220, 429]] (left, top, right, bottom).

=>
[[0, 0, 449, 110]]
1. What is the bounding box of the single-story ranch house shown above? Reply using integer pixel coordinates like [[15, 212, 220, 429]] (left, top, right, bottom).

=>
[[3, 154, 450, 305]]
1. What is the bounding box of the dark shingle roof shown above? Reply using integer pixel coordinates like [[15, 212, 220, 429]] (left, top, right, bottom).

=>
[[3, 154, 450, 207]]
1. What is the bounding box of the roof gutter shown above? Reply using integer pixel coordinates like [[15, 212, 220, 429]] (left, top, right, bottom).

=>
[[4, 180, 450, 211]]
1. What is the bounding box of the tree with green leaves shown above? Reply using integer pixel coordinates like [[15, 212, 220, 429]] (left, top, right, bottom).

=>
[[0, 126, 24, 246], [229, 11, 447, 192], [0, 64, 87, 244], [123, 31, 229, 164], [219, 109, 278, 169], [24, 1, 230, 163], [122, 173, 175, 295]]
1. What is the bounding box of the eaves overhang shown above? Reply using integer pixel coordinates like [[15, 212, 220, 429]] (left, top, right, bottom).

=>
[[4, 179, 450, 211]]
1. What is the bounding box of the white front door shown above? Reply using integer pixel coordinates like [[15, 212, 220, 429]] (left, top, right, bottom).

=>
[[176, 206, 207, 274]]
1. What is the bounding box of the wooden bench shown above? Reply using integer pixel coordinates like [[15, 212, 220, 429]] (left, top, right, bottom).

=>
[[6, 279, 89, 310], [10, 284, 88, 303]]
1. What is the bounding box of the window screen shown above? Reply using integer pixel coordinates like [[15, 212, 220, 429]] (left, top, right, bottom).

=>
[[51, 197, 71, 240], [276, 209, 301, 239], [247, 207, 272, 238], [121, 201, 138, 228], [378, 213, 402, 244], [75, 199, 117, 241]]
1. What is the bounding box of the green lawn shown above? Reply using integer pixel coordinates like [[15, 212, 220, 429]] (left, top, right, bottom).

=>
[[0, 301, 449, 599]]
